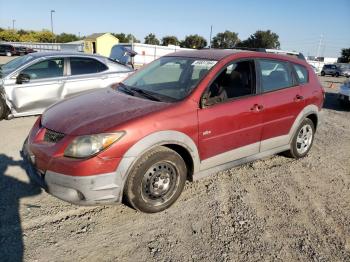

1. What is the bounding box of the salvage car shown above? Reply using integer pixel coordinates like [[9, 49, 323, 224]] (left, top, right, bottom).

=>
[[0, 52, 133, 120], [23, 49, 324, 213]]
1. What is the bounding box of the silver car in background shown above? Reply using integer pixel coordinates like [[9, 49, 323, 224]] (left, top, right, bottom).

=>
[[0, 52, 133, 120]]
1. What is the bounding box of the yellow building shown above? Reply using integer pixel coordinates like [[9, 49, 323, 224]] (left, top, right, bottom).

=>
[[84, 33, 119, 57]]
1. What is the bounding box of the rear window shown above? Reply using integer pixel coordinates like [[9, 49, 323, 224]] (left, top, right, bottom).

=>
[[258, 60, 293, 92], [293, 64, 308, 84], [70, 57, 108, 75]]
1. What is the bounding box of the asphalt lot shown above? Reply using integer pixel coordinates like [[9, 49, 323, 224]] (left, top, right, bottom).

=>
[[0, 55, 350, 261]]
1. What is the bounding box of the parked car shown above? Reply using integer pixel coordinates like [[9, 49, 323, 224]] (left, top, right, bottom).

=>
[[0, 44, 17, 56], [338, 80, 350, 107], [0, 51, 134, 120], [338, 64, 350, 78], [320, 64, 341, 77], [14, 46, 36, 56], [23, 49, 324, 213]]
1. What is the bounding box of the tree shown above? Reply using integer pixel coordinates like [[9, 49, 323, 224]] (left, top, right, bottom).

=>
[[112, 33, 140, 43], [212, 30, 239, 48], [112, 33, 128, 43], [238, 30, 280, 49], [34, 30, 55, 43], [181, 34, 207, 49], [0, 30, 20, 42], [56, 33, 79, 43], [339, 48, 350, 63], [161, 36, 179, 46], [144, 33, 160, 45], [126, 34, 140, 43]]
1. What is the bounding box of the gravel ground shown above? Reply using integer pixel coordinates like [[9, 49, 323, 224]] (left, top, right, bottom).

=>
[[0, 75, 349, 262]]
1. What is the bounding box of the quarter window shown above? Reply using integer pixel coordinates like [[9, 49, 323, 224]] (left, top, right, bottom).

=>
[[70, 57, 108, 75], [258, 60, 293, 92], [20, 58, 64, 80], [293, 64, 308, 84]]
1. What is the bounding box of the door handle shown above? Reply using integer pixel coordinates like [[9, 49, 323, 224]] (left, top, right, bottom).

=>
[[294, 94, 304, 102], [250, 104, 264, 112]]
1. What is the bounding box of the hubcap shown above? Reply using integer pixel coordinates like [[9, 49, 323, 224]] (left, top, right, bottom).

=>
[[141, 161, 178, 206], [296, 124, 313, 154]]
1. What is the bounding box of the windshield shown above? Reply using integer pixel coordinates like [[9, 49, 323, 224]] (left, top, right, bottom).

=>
[[0, 55, 35, 77], [122, 56, 217, 101]]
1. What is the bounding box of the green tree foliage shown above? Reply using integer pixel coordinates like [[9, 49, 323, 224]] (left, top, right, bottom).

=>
[[238, 30, 280, 49], [56, 33, 79, 43], [181, 34, 207, 49], [112, 33, 128, 43], [339, 48, 350, 63], [34, 30, 55, 42], [161, 36, 179, 46], [212, 30, 240, 48], [0, 30, 20, 42], [144, 33, 160, 45]]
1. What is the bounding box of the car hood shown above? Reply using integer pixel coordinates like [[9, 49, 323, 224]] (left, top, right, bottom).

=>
[[41, 87, 172, 135]]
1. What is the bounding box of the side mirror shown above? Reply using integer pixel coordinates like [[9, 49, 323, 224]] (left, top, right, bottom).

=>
[[16, 73, 30, 84]]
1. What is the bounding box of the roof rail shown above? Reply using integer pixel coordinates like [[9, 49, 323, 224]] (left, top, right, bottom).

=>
[[206, 47, 306, 60]]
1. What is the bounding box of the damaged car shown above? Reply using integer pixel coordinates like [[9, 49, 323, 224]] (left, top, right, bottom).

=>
[[0, 51, 133, 120], [23, 49, 324, 213]]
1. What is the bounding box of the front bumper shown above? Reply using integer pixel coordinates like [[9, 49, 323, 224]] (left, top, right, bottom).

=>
[[22, 141, 123, 205]]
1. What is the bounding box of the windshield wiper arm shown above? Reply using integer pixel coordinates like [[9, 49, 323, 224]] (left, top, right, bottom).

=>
[[118, 83, 135, 96], [130, 87, 161, 101]]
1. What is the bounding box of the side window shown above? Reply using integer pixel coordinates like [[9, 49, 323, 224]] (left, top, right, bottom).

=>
[[258, 60, 293, 92], [293, 64, 308, 84], [70, 57, 108, 75], [204, 60, 256, 106], [21, 58, 64, 80]]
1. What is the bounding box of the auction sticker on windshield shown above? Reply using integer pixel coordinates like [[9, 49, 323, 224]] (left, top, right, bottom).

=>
[[191, 60, 217, 67]]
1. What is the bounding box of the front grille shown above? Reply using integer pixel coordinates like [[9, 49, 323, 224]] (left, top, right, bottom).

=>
[[43, 128, 65, 143]]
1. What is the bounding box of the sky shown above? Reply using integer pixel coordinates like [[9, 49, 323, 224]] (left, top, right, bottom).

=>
[[0, 0, 349, 57]]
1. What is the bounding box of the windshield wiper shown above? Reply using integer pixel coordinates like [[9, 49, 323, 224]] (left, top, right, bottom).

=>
[[130, 87, 162, 101], [118, 83, 135, 96]]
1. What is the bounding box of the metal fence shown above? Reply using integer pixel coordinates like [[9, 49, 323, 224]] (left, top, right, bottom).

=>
[[0, 41, 84, 52]]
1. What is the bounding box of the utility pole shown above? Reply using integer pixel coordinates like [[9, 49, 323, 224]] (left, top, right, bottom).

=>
[[316, 34, 323, 58], [12, 19, 16, 31], [50, 10, 55, 43], [209, 25, 213, 48]]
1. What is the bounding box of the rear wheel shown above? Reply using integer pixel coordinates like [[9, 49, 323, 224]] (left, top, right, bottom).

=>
[[320, 71, 325, 76], [0, 98, 9, 120], [5, 51, 12, 57], [285, 118, 315, 159], [124, 146, 187, 213]]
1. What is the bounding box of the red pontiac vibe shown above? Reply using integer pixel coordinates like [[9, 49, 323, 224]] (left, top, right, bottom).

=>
[[23, 49, 324, 213]]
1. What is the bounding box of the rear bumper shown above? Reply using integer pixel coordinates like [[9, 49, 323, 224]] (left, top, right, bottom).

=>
[[22, 141, 123, 205]]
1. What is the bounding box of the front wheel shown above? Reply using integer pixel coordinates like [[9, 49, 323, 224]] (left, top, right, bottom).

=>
[[321, 71, 325, 76], [6, 52, 12, 57], [335, 72, 340, 77], [285, 118, 315, 159], [124, 146, 187, 213]]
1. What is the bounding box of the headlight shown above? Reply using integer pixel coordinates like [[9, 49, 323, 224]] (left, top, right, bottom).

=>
[[64, 132, 125, 158]]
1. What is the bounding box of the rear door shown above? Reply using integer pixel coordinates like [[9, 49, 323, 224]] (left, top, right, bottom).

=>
[[11, 57, 65, 113], [62, 57, 108, 98], [198, 59, 263, 169], [257, 59, 305, 151]]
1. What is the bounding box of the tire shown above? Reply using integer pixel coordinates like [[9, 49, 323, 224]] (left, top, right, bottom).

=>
[[320, 71, 325, 76], [6, 52, 12, 57], [284, 118, 315, 159], [124, 146, 187, 213], [0, 98, 9, 120], [335, 72, 339, 77]]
